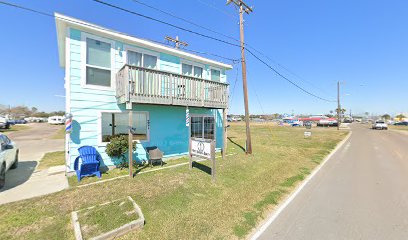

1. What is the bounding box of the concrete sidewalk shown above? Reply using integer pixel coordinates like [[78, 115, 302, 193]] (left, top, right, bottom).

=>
[[0, 123, 68, 205]]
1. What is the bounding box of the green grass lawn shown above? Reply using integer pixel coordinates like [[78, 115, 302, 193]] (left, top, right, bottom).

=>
[[68, 155, 226, 187], [389, 125, 408, 131], [37, 151, 65, 171], [78, 198, 139, 239], [0, 123, 348, 239]]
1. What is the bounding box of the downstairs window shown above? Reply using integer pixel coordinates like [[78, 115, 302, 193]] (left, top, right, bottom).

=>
[[190, 116, 215, 140], [101, 112, 149, 143]]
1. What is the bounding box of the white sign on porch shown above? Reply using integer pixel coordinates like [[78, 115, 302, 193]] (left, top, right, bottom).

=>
[[191, 139, 213, 159]]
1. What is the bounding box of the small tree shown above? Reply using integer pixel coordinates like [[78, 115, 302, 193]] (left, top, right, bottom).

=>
[[396, 114, 406, 121], [382, 114, 391, 120], [105, 135, 136, 169]]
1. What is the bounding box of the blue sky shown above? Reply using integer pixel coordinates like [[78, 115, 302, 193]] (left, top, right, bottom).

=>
[[0, 0, 407, 116]]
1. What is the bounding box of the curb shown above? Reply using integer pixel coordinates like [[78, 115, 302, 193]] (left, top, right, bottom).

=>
[[249, 131, 352, 240]]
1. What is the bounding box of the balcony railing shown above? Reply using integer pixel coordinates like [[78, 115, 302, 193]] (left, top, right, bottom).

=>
[[116, 65, 229, 109]]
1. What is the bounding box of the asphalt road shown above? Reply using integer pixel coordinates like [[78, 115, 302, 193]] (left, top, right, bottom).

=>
[[257, 124, 408, 240]]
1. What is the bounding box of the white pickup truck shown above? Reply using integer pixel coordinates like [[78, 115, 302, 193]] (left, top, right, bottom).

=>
[[0, 117, 10, 129], [372, 120, 388, 130]]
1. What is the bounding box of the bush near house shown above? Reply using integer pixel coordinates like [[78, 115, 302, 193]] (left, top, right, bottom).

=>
[[105, 135, 137, 169], [0, 123, 348, 239]]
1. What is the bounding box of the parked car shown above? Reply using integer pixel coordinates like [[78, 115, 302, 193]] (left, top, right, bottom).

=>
[[343, 118, 353, 123], [317, 118, 338, 127], [0, 134, 18, 188], [372, 120, 388, 130], [0, 117, 10, 129], [394, 121, 408, 126], [7, 120, 16, 125], [291, 120, 303, 127], [48, 116, 65, 125]]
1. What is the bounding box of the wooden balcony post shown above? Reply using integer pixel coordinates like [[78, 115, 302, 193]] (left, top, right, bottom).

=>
[[170, 73, 174, 104], [125, 65, 132, 110], [201, 80, 205, 107]]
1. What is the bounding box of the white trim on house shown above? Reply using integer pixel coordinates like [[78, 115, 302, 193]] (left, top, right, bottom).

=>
[[55, 13, 233, 70], [65, 26, 71, 170], [97, 110, 150, 146], [80, 32, 116, 91]]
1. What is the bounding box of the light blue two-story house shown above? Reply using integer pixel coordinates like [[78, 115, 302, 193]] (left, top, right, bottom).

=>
[[55, 14, 232, 172]]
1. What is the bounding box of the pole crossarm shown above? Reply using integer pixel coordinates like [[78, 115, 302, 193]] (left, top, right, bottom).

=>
[[165, 36, 188, 49], [226, 0, 253, 13]]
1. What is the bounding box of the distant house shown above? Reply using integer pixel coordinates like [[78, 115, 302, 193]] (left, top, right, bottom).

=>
[[55, 14, 232, 172]]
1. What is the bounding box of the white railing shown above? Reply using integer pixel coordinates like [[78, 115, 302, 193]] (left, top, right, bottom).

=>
[[116, 65, 229, 109]]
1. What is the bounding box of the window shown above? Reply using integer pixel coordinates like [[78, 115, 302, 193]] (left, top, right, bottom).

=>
[[194, 66, 203, 78], [182, 63, 203, 78], [127, 50, 157, 69], [190, 116, 215, 139], [86, 38, 111, 87], [182, 64, 193, 76], [101, 112, 149, 143], [211, 69, 221, 82]]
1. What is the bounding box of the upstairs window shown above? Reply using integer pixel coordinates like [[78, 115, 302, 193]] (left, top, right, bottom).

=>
[[86, 38, 111, 87], [127, 50, 157, 69], [211, 69, 221, 82], [182, 63, 203, 78]]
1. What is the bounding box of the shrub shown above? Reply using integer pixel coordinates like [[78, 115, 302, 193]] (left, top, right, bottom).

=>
[[105, 135, 136, 169]]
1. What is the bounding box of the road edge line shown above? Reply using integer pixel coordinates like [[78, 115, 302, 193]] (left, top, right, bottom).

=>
[[249, 130, 352, 240]]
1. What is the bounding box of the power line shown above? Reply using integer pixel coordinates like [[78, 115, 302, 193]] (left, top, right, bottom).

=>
[[94, 0, 334, 103], [127, 0, 334, 99], [0, 1, 239, 64], [229, 64, 240, 106], [245, 44, 334, 98], [246, 48, 336, 102], [1, 0, 334, 103], [92, 0, 241, 48], [194, 0, 237, 20], [131, 0, 240, 44]]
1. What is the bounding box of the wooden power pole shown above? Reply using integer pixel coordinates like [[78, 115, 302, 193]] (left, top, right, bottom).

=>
[[337, 81, 341, 131], [165, 36, 188, 49], [227, 0, 253, 154]]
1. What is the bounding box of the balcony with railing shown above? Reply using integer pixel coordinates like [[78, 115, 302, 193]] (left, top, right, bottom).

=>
[[116, 65, 229, 109]]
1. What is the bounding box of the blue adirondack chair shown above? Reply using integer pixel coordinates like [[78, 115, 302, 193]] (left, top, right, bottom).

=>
[[74, 146, 102, 182]]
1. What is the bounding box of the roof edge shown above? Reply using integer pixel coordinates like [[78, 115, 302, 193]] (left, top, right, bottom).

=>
[[54, 13, 233, 70]]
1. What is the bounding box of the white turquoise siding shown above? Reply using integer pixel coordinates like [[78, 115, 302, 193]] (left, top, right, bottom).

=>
[[66, 28, 228, 171]]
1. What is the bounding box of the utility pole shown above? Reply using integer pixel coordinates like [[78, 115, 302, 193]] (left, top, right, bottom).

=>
[[227, 0, 253, 154], [165, 36, 188, 49], [337, 81, 341, 130]]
